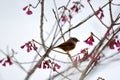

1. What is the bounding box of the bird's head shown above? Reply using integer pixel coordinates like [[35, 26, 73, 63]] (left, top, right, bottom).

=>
[[68, 37, 79, 43]]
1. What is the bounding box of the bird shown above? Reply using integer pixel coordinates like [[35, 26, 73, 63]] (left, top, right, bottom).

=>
[[54, 37, 79, 52]]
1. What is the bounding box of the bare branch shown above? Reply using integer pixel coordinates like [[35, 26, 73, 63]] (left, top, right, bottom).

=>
[[40, 0, 47, 52]]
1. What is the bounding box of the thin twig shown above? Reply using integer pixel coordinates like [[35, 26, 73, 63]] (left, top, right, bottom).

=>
[[88, 1, 108, 28], [40, 0, 47, 52], [108, 0, 113, 23]]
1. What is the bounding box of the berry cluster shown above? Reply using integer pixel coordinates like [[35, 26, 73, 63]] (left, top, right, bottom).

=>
[[23, 4, 33, 15], [38, 59, 61, 71], [58, 1, 84, 22], [20, 40, 38, 52], [108, 35, 120, 51], [0, 56, 13, 67], [95, 8, 104, 19], [73, 48, 102, 66], [84, 32, 95, 45]]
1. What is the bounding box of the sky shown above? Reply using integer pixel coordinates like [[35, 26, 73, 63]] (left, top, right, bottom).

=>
[[0, 0, 120, 80]]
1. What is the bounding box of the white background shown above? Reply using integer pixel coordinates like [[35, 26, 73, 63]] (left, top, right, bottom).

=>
[[0, 0, 120, 80]]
